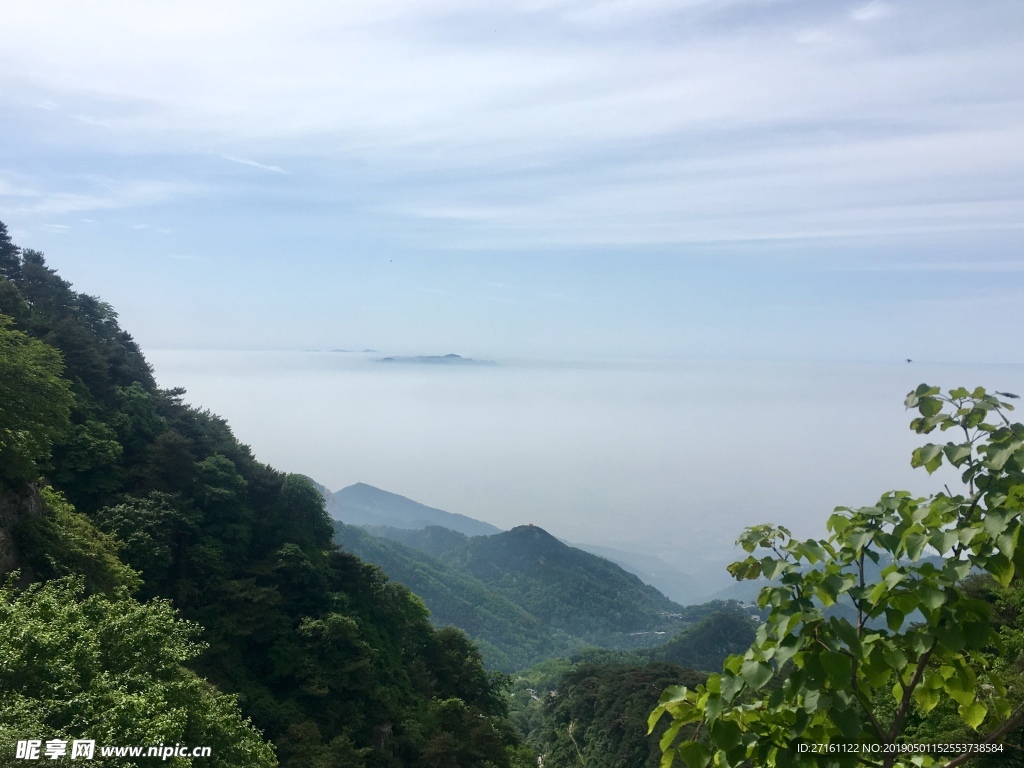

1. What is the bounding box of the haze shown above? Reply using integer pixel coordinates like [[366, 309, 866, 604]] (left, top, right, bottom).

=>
[[146, 351, 1024, 579]]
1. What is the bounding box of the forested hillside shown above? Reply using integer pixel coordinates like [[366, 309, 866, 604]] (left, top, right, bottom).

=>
[[506, 610, 755, 767], [336, 519, 744, 671], [0, 222, 531, 767], [364, 523, 697, 642], [333, 521, 579, 671]]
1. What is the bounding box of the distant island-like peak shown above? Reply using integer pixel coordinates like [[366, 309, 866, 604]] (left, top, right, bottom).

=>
[[378, 353, 496, 366]]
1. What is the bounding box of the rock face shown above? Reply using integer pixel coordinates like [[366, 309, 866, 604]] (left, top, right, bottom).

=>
[[0, 482, 43, 583]]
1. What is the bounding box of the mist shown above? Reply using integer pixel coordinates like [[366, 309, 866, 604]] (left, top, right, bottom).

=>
[[146, 350, 1024, 585]]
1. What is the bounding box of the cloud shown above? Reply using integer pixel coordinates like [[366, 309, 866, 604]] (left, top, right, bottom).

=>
[[850, 1, 892, 22], [0, 0, 1022, 250], [1, 179, 200, 215], [831, 261, 1024, 273], [221, 154, 287, 174]]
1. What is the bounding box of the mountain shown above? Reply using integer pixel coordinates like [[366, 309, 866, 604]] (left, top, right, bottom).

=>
[[458, 525, 686, 640], [303, 476, 345, 518], [333, 522, 581, 671], [645, 606, 757, 671], [327, 482, 502, 536], [568, 541, 731, 604], [363, 523, 702, 646]]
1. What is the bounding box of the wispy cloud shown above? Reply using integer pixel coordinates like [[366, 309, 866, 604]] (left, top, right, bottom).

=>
[[830, 261, 1024, 273], [2, 179, 199, 215], [221, 155, 287, 174], [0, 0, 1022, 252], [851, 1, 892, 22]]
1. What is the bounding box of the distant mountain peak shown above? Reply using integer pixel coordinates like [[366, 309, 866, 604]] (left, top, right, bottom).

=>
[[317, 482, 502, 537], [377, 353, 496, 366], [507, 524, 557, 539]]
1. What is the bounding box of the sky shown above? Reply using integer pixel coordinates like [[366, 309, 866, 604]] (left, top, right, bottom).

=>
[[3, 1, 1024, 574], [1, 0, 1022, 361]]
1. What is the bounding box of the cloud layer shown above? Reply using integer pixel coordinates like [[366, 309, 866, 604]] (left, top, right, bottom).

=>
[[2, 0, 1023, 247]]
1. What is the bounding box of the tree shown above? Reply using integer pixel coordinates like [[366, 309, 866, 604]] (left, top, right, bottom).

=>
[[0, 575, 277, 767], [0, 314, 73, 483], [0, 221, 20, 281], [651, 385, 1024, 768]]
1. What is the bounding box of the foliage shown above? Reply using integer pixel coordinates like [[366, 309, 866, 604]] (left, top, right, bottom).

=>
[[352, 522, 711, 666], [0, 575, 276, 767], [93, 491, 200, 597], [540, 662, 706, 768], [0, 313, 73, 483], [507, 612, 752, 766], [14, 485, 140, 594], [335, 521, 576, 671], [646, 609, 758, 673], [651, 385, 1024, 767]]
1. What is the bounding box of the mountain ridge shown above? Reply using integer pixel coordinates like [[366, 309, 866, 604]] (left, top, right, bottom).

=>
[[323, 481, 502, 537]]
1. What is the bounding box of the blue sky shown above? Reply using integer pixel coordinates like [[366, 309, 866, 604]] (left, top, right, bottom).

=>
[[2, 0, 1023, 361]]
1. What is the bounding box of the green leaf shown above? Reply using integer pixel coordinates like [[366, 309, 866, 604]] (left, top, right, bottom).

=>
[[820, 651, 853, 686], [720, 673, 743, 702], [675, 741, 712, 768], [727, 559, 762, 581], [988, 552, 1015, 587], [803, 687, 821, 712], [882, 647, 907, 670], [943, 443, 973, 466], [919, 585, 945, 611], [959, 701, 986, 730], [944, 676, 975, 707], [984, 509, 1013, 539], [904, 532, 927, 561], [740, 659, 772, 691], [985, 444, 1015, 470], [929, 529, 959, 554], [885, 608, 905, 632], [833, 620, 862, 657], [914, 685, 940, 713], [709, 719, 742, 750], [830, 703, 863, 738], [660, 719, 685, 752], [828, 514, 852, 534], [934, 621, 965, 651]]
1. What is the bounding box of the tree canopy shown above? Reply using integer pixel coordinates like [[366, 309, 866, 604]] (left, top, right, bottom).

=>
[[651, 385, 1024, 768], [0, 575, 276, 768], [0, 314, 73, 483]]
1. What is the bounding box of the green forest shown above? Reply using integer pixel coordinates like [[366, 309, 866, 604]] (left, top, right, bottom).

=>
[[7, 220, 1024, 768], [0, 223, 529, 767], [334, 520, 744, 671]]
